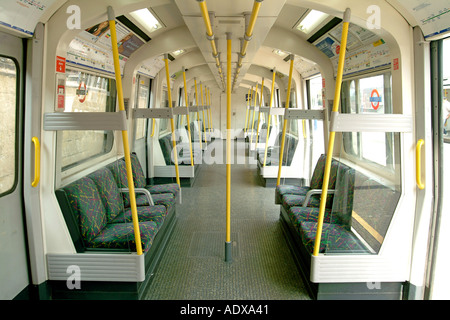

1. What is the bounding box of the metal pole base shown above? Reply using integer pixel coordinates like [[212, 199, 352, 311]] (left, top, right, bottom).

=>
[[225, 241, 232, 262]]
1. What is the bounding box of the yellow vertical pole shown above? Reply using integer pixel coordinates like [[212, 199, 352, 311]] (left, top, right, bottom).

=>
[[313, 8, 351, 257], [107, 7, 142, 255], [164, 54, 181, 187], [194, 78, 203, 149], [263, 68, 276, 167], [249, 83, 258, 146], [208, 88, 213, 133], [183, 67, 194, 166], [276, 54, 294, 186], [225, 32, 232, 262], [200, 83, 207, 144], [254, 77, 264, 150], [244, 87, 251, 134]]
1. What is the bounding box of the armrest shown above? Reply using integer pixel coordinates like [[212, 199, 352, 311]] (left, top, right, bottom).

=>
[[302, 189, 335, 207], [119, 187, 154, 206]]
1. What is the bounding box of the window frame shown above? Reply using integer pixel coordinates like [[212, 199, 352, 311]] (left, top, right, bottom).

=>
[[0, 55, 20, 197], [59, 67, 117, 173], [340, 70, 396, 173]]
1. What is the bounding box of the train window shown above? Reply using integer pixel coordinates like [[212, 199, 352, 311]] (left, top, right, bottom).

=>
[[135, 76, 151, 140], [60, 69, 116, 170], [307, 75, 325, 170], [341, 72, 395, 169], [0, 57, 18, 195], [443, 39, 450, 143], [159, 88, 169, 133]]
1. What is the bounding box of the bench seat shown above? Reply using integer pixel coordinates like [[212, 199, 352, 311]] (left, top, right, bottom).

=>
[[106, 154, 180, 207], [298, 221, 370, 254], [60, 175, 169, 253]]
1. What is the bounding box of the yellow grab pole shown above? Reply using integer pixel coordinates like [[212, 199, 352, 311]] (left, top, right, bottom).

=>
[[234, 0, 263, 86], [225, 32, 232, 262], [244, 87, 251, 134], [249, 83, 258, 146], [208, 88, 213, 133], [313, 8, 351, 257], [254, 77, 264, 150], [276, 54, 294, 186], [194, 78, 203, 149], [164, 54, 181, 187], [183, 67, 194, 166], [200, 83, 207, 144], [263, 68, 276, 167], [107, 7, 142, 255]]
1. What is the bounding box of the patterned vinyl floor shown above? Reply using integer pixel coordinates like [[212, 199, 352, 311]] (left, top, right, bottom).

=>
[[144, 141, 310, 300]]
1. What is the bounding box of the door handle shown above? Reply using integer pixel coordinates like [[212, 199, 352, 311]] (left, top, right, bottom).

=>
[[31, 137, 40, 187], [416, 139, 425, 190]]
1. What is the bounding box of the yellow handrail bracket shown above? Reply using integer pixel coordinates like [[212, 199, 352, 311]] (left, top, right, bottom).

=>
[[416, 139, 425, 189], [31, 137, 40, 187]]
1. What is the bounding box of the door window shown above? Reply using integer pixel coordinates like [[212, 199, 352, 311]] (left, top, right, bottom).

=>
[[0, 57, 18, 195]]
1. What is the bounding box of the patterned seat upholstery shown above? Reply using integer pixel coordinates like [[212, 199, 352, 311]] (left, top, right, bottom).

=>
[[128, 153, 180, 199], [112, 205, 167, 228], [276, 154, 342, 208], [62, 176, 159, 252], [287, 206, 340, 232], [106, 156, 178, 208], [298, 221, 369, 254], [89, 221, 158, 252], [275, 154, 327, 204]]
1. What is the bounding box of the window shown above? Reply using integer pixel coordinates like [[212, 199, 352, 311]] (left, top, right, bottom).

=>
[[443, 38, 450, 143], [307, 75, 325, 169], [135, 76, 151, 140], [60, 69, 116, 170], [159, 87, 169, 133], [0, 57, 18, 195], [341, 72, 395, 168]]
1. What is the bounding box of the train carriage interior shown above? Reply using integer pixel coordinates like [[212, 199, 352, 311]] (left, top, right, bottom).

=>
[[1, 0, 450, 304]]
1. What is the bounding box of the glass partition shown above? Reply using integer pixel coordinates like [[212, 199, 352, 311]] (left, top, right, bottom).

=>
[[322, 138, 401, 255]]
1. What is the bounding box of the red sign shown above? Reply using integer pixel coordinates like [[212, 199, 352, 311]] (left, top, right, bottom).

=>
[[336, 45, 340, 55], [77, 82, 87, 103], [57, 84, 65, 110], [56, 56, 66, 73], [393, 58, 399, 70]]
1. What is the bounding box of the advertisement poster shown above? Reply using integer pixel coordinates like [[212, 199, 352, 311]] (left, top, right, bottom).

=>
[[0, 0, 57, 36]]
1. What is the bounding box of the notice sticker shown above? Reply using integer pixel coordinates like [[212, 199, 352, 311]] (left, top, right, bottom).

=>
[[56, 56, 66, 73], [393, 58, 399, 71]]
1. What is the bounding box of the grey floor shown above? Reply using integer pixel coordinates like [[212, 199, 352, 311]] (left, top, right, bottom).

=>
[[144, 140, 310, 300]]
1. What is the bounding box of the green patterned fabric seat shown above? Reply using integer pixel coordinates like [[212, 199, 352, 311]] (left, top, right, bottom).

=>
[[89, 221, 158, 252], [298, 221, 369, 254], [257, 133, 298, 167], [278, 155, 347, 211], [287, 206, 340, 232], [61, 176, 160, 252], [275, 154, 334, 204], [106, 156, 178, 209], [111, 205, 167, 228]]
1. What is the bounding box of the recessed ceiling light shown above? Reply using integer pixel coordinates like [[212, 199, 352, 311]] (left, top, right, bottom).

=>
[[172, 49, 185, 56], [273, 49, 289, 56], [130, 8, 162, 34], [296, 9, 328, 34]]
